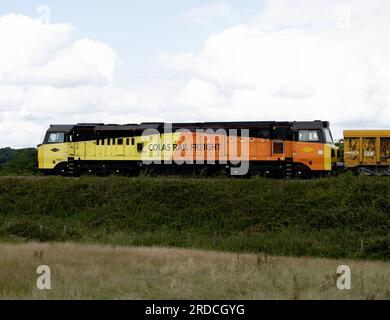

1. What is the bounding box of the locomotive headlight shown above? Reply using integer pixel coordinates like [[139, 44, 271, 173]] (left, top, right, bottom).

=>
[[318, 150, 324, 155]]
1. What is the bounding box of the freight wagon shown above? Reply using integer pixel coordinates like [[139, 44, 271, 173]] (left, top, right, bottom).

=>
[[344, 130, 390, 176]]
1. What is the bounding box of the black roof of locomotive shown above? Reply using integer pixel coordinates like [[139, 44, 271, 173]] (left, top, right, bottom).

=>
[[47, 125, 75, 133], [47, 120, 329, 133]]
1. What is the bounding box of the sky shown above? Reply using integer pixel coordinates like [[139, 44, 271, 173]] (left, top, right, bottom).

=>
[[0, 0, 389, 147]]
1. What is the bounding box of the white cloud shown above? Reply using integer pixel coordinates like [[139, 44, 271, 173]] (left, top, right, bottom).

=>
[[0, 85, 25, 111], [181, 78, 226, 108], [2, 1, 390, 148], [6, 39, 120, 87], [182, 2, 232, 24], [0, 14, 136, 147], [0, 84, 143, 147], [162, 0, 390, 137], [0, 14, 73, 81]]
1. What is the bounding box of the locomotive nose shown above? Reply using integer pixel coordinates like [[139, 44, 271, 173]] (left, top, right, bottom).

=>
[[37, 144, 44, 169]]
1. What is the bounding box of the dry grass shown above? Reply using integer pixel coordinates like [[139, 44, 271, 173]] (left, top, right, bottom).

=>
[[1, 242, 390, 300]]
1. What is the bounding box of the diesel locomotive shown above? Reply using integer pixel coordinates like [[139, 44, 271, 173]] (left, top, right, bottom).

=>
[[37, 120, 339, 177]]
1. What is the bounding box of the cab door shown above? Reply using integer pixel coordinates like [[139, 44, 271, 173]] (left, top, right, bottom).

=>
[[293, 129, 324, 171], [66, 133, 75, 158], [44, 132, 68, 169]]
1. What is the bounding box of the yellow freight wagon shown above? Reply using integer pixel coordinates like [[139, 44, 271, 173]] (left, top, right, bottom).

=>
[[344, 130, 390, 176]]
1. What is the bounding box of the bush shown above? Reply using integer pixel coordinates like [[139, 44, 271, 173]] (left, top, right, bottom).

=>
[[0, 148, 38, 176], [0, 175, 389, 260]]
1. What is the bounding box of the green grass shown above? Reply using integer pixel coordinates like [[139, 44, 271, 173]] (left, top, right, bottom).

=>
[[0, 175, 389, 260]]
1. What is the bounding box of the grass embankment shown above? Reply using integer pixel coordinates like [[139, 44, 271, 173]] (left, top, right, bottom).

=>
[[1, 243, 390, 299], [0, 175, 389, 260]]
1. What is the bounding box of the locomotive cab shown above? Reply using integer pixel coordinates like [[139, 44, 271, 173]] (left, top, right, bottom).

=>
[[292, 121, 339, 173], [37, 125, 74, 172]]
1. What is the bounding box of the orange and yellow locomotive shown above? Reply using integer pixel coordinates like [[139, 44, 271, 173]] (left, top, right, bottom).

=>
[[38, 120, 339, 177]]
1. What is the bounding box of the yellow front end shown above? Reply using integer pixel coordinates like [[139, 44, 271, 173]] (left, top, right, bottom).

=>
[[324, 144, 339, 171], [37, 143, 70, 170]]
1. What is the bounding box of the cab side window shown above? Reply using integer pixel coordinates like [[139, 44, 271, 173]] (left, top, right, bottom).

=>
[[48, 132, 65, 144], [299, 130, 319, 142]]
